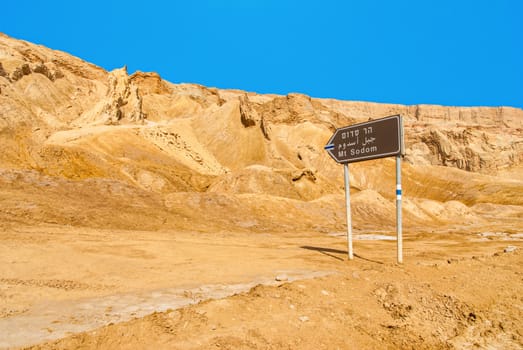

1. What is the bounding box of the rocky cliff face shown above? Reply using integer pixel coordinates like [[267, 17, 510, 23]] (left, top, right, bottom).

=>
[[0, 32, 522, 232]]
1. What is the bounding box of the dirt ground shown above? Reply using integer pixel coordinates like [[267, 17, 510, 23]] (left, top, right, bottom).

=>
[[1, 223, 522, 349]]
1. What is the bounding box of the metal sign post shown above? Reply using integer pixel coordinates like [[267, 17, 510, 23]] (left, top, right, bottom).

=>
[[324, 115, 404, 263], [344, 163, 354, 260], [396, 155, 403, 264]]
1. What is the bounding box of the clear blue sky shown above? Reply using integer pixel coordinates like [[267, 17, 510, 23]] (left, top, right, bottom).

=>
[[2, 1, 522, 108]]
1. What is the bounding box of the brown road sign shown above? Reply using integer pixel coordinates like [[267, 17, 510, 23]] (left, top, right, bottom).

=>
[[324, 115, 403, 164]]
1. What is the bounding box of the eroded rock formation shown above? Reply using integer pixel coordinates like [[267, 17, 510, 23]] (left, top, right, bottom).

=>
[[0, 31, 522, 232], [101, 66, 145, 124]]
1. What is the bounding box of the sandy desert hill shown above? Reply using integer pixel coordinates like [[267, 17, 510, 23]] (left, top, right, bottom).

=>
[[1, 33, 523, 349], [1, 32, 522, 234]]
